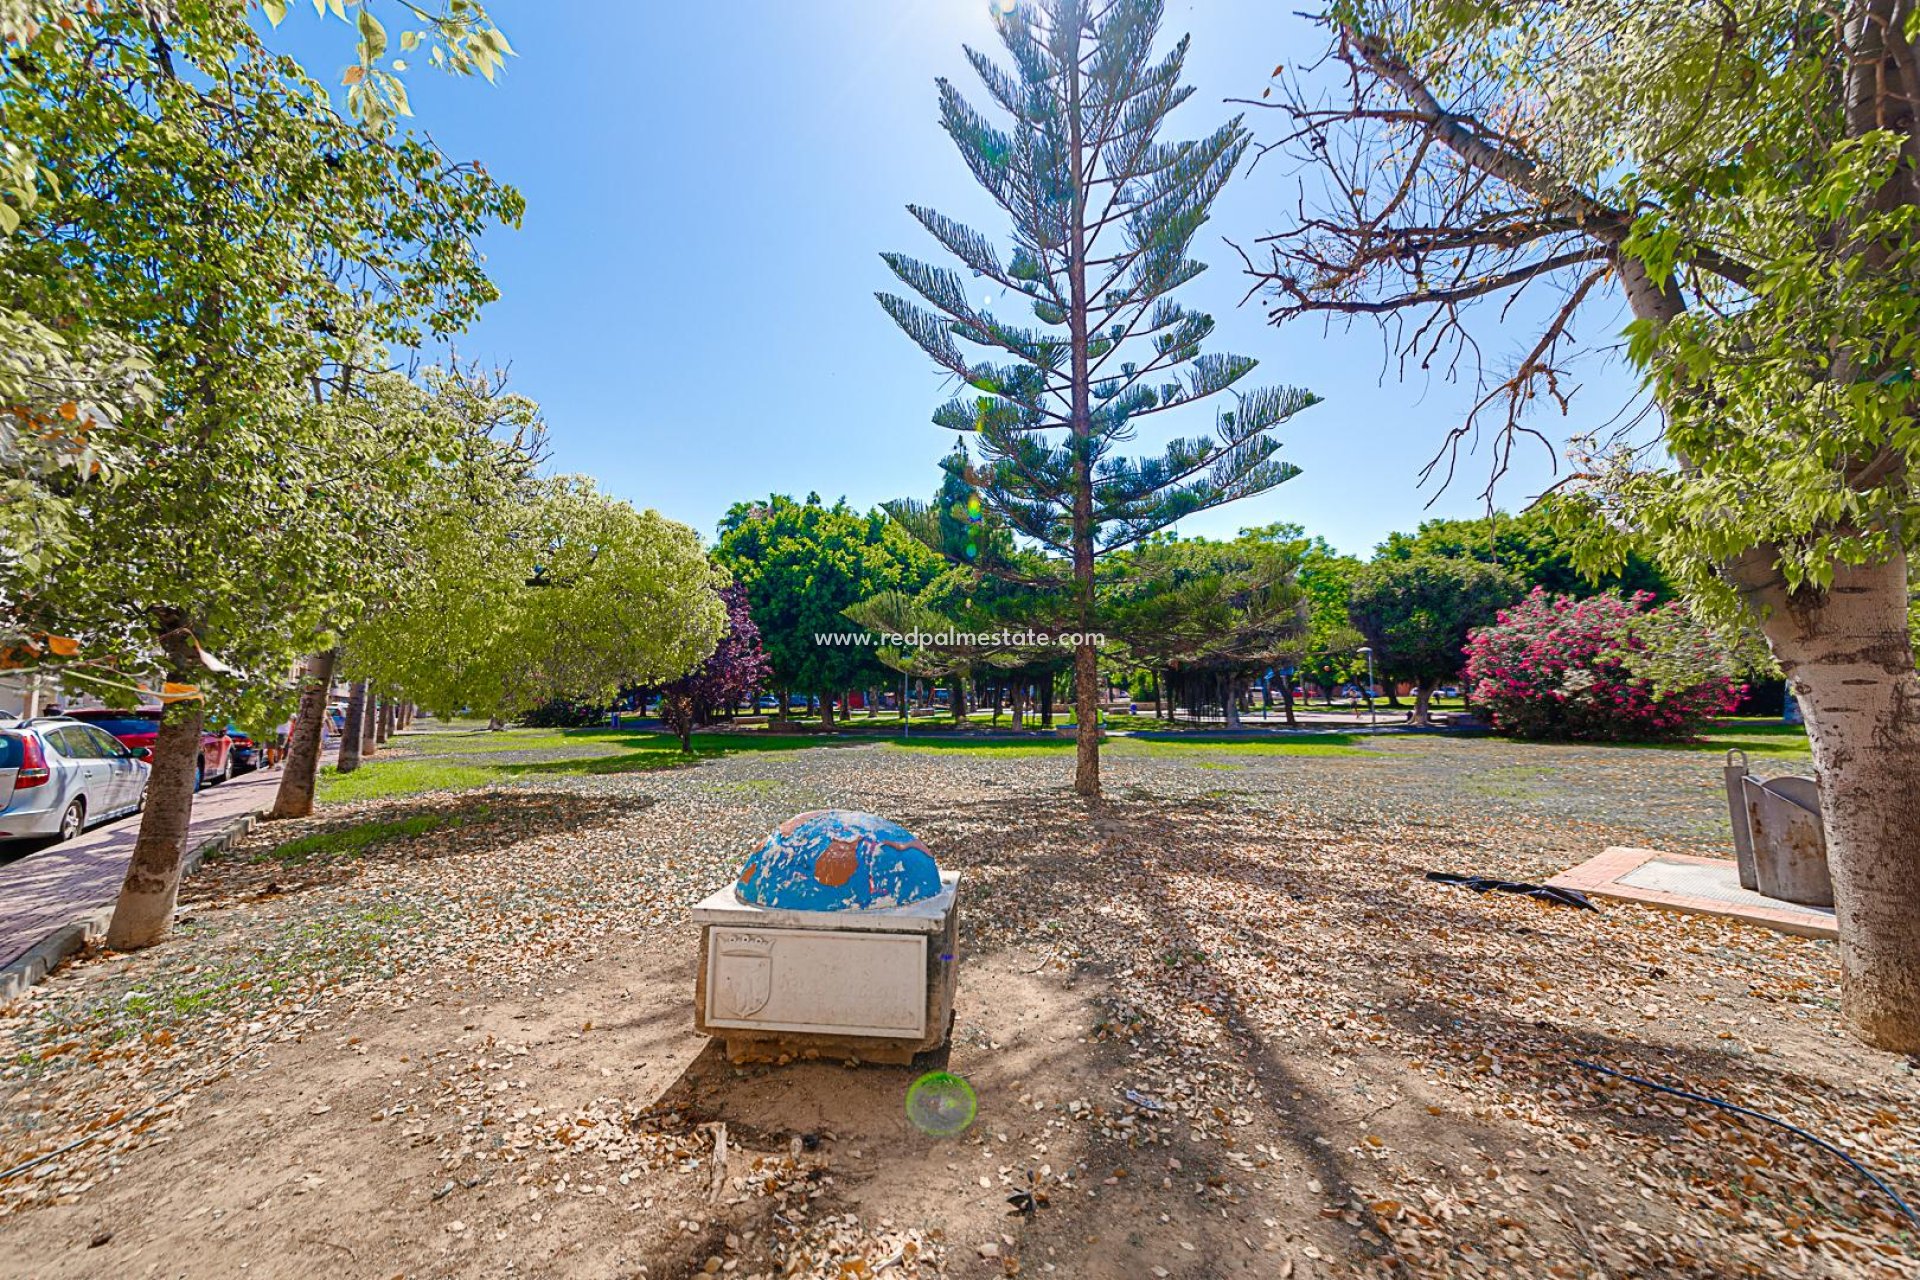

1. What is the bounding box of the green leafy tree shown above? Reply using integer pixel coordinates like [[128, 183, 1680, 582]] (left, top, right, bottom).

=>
[[871, 445, 1078, 723], [1294, 535, 1364, 704], [879, 0, 1318, 794], [0, 1, 512, 578], [1250, 1, 1920, 1048], [0, 1, 523, 947], [349, 477, 728, 725], [716, 495, 941, 725], [1348, 556, 1522, 727], [1105, 527, 1308, 725], [1378, 503, 1669, 600]]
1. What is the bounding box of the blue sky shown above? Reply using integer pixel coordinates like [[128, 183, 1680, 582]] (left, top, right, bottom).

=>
[[275, 1, 1637, 558]]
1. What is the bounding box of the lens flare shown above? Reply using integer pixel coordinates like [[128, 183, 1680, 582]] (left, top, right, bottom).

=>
[[907, 1071, 978, 1137]]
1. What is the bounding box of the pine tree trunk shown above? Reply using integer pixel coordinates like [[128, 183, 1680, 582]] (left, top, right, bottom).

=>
[[105, 623, 205, 950], [1225, 677, 1241, 728], [1040, 679, 1054, 728], [338, 680, 368, 774], [952, 677, 967, 724], [820, 693, 835, 730], [271, 649, 336, 820], [1062, 24, 1102, 796], [1737, 549, 1920, 1051], [1279, 677, 1298, 728]]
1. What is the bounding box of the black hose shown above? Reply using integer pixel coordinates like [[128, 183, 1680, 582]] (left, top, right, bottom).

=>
[[1573, 1059, 1919, 1234]]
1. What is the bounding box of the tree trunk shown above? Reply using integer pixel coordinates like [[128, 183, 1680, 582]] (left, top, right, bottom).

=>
[[338, 680, 368, 774], [105, 624, 206, 950], [820, 693, 835, 730], [952, 677, 967, 724], [1225, 677, 1242, 728], [1040, 679, 1054, 728], [362, 692, 379, 756], [1412, 679, 1434, 729], [271, 649, 336, 820], [1279, 677, 1298, 728], [376, 698, 393, 744], [1737, 549, 1920, 1051]]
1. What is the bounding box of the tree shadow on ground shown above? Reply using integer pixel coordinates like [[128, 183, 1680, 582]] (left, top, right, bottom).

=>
[[183, 789, 647, 902]]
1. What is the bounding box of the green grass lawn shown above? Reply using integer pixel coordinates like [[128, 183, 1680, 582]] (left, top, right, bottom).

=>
[[1620, 718, 1811, 758], [337, 714, 1801, 804], [258, 809, 483, 864], [323, 722, 1378, 799], [317, 727, 856, 801]]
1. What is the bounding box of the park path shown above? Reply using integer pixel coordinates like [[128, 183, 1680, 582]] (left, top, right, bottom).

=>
[[0, 762, 315, 978]]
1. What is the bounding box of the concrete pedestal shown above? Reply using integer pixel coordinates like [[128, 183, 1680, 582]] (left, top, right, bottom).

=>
[[691, 872, 959, 1065]]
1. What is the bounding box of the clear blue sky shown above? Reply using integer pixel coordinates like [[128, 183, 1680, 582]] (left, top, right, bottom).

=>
[[278, 1, 1636, 558]]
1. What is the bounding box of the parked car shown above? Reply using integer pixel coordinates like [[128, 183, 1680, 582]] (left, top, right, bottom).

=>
[[224, 726, 259, 775], [0, 718, 150, 843], [64, 708, 233, 791]]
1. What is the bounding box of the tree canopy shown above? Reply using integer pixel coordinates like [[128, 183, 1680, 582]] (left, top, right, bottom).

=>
[[350, 476, 728, 723], [1348, 555, 1522, 724], [1378, 504, 1670, 601], [715, 494, 942, 709]]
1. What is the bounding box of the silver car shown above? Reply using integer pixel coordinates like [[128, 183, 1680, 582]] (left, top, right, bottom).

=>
[[0, 718, 151, 843]]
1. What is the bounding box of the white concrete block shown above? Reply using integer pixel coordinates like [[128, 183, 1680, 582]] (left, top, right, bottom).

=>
[[703, 926, 928, 1037], [690, 871, 961, 1056]]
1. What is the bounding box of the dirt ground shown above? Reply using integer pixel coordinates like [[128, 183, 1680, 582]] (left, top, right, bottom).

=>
[[0, 732, 1915, 1279]]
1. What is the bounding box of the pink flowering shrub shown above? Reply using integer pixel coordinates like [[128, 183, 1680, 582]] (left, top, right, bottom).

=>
[[1463, 588, 1741, 742]]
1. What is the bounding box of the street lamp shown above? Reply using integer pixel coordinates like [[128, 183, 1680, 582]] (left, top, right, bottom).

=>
[[1356, 645, 1377, 735]]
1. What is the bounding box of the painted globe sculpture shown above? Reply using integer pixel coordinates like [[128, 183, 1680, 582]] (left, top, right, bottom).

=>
[[736, 810, 941, 912]]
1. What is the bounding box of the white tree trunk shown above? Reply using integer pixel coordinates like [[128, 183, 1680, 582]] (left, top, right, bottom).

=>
[[1740, 549, 1920, 1051]]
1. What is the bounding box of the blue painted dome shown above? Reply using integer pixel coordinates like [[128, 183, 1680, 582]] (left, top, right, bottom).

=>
[[736, 810, 941, 911]]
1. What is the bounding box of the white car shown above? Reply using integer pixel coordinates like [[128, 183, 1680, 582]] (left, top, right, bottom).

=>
[[0, 718, 150, 843]]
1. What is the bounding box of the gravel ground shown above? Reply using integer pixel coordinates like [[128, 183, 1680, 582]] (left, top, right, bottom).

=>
[[0, 732, 1912, 1280]]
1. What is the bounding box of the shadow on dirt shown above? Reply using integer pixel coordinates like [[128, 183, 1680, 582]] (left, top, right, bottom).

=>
[[183, 789, 648, 901]]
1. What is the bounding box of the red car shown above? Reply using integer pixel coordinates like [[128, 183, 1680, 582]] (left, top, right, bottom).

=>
[[65, 709, 233, 791]]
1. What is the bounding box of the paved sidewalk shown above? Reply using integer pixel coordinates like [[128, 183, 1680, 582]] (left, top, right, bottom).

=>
[[0, 763, 305, 979], [1550, 846, 1838, 940]]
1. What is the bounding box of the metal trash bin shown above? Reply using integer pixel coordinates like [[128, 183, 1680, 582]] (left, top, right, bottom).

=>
[[1725, 751, 1832, 907]]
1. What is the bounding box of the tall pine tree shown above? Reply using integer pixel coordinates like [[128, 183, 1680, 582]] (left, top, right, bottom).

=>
[[879, 0, 1318, 795]]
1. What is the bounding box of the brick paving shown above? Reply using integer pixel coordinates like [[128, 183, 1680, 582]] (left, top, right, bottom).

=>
[[1550, 845, 1839, 939], [0, 763, 312, 974]]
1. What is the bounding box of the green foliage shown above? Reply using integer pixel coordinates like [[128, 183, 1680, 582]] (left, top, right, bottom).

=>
[[1292, 533, 1365, 694], [1378, 502, 1670, 600], [879, 0, 1317, 581], [716, 494, 942, 697], [1104, 526, 1308, 678], [1315, 2, 1920, 618], [0, 1, 515, 594], [347, 477, 729, 722], [1347, 554, 1522, 689], [0, 0, 524, 714]]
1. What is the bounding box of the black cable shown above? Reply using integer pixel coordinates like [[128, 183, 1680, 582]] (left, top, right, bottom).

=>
[[1573, 1059, 1920, 1234]]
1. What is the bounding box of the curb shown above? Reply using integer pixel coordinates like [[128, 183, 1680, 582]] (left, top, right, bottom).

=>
[[0, 808, 266, 1003]]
